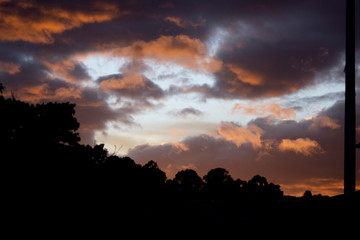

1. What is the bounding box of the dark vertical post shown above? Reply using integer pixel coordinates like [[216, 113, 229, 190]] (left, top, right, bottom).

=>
[[344, 0, 356, 195]]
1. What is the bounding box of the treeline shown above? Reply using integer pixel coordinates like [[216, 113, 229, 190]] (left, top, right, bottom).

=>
[[1, 83, 285, 228], [1, 83, 282, 202], [2, 83, 358, 231]]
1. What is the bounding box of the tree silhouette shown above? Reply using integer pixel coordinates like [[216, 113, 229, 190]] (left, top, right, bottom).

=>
[[247, 174, 282, 199], [141, 160, 167, 190], [203, 168, 234, 186], [302, 190, 313, 198], [202, 168, 239, 198], [1, 98, 80, 160], [173, 169, 203, 195], [0, 94, 80, 185], [249, 175, 268, 186]]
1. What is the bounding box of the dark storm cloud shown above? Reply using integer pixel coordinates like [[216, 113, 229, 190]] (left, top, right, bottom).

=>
[[201, 0, 348, 99], [214, 44, 326, 98]]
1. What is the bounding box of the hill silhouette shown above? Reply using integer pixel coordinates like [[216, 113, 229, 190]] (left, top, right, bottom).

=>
[[1, 83, 358, 234]]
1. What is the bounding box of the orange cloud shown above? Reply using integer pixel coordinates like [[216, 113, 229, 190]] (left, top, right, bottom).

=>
[[216, 122, 263, 149], [227, 64, 263, 86], [278, 138, 324, 156], [99, 73, 164, 100], [9, 84, 81, 103], [0, 1, 121, 43], [53, 87, 82, 101], [164, 16, 205, 28], [43, 59, 89, 82], [172, 142, 190, 153], [13, 84, 50, 102], [309, 115, 341, 130], [0, 61, 20, 74], [114, 35, 222, 73], [164, 16, 184, 27], [44, 59, 75, 76], [232, 101, 296, 119], [100, 74, 147, 91]]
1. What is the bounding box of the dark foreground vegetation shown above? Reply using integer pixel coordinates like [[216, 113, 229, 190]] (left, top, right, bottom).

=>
[[1, 83, 359, 234]]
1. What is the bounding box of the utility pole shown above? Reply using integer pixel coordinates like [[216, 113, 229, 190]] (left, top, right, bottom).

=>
[[344, 0, 356, 195]]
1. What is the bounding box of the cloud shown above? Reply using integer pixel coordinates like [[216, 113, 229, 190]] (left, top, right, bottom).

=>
[[130, 140, 190, 160], [43, 59, 90, 83], [0, 60, 20, 74], [164, 16, 205, 28], [1, 63, 155, 145], [1, 0, 352, 103], [226, 64, 263, 86], [53, 87, 82, 101], [0, 75, 119, 145], [75, 102, 120, 144], [0, 56, 88, 103], [231, 101, 296, 119], [114, 35, 222, 73], [309, 115, 341, 130], [170, 107, 203, 119], [278, 138, 325, 156], [6, 82, 82, 103], [0, 0, 121, 43], [74, 87, 141, 144], [216, 122, 263, 149], [99, 73, 164, 99], [101, 74, 146, 91], [172, 142, 190, 153], [128, 99, 359, 195], [189, 0, 347, 100], [211, 43, 328, 99]]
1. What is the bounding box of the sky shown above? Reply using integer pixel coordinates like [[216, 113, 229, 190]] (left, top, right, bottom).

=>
[[0, 0, 359, 196]]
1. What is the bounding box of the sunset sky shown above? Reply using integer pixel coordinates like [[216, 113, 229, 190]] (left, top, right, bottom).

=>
[[0, 0, 359, 196]]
